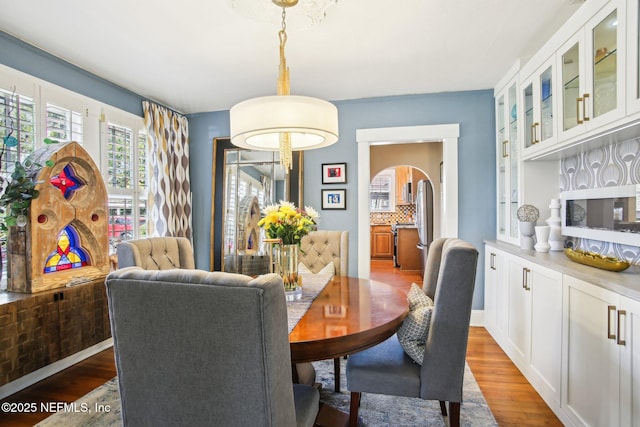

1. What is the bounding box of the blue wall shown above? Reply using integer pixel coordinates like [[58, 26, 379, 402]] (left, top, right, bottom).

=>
[[1, 31, 144, 116], [1, 30, 497, 310], [187, 91, 497, 310]]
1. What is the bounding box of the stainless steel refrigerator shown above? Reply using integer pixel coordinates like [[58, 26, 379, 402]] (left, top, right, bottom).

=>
[[414, 179, 434, 274]]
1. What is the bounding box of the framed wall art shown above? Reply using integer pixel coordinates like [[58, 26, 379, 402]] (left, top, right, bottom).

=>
[[322, 162, 347, 184], [321, 189, 346, 210]]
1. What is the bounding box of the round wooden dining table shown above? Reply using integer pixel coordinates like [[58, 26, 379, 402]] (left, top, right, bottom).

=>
[[289, 275, 409, 364], [288, 276, 408, 427]]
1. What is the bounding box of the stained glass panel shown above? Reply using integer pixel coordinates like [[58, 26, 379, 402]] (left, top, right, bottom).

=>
[[44, 225, 90, 273]]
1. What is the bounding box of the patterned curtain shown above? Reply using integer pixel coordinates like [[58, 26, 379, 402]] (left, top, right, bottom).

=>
[[143, 101, 192, 241]]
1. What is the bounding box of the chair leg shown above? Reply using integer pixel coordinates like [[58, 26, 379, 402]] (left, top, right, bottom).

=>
[[349, 392, 361, 427], [439, 400, 447, 416], [334, 357, 341, 392], [448, 402, 460, 427]]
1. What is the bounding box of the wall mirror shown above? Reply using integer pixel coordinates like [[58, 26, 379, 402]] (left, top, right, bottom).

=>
[[209, 138, 303, 272]]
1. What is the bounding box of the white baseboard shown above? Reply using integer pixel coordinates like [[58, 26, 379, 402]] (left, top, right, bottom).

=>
[[0, 338, 113, 400], [470, 309, 484, 327]]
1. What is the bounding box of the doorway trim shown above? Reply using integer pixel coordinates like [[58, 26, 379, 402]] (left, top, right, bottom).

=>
[[356, 123, 460, 278]]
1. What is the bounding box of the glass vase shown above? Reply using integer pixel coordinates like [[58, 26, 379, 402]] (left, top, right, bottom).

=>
[[274, 244, 302, 299]]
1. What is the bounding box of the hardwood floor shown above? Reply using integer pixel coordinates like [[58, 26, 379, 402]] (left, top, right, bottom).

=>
[[0, 259, 562, 426]]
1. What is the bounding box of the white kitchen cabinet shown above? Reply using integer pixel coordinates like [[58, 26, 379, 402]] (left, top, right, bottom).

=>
[[528, 262, 563, 405], [495, 76, 520, 244], [521, 57, 557, 155], [483, 247, 508, 337], [626, 0, 640, 115], [556, 0, 626, 143], [506, 255, 563, 406], [620, 294, 640, 427], [507, 256, 532, 363], [562, 275, 621, 427]]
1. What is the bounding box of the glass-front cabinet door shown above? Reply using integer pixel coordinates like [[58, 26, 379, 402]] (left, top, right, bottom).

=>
[[521, 58, 556, 155], [626, 0, 640, 115], [558, 0, 625, 141], [495, 78, 519, 244]]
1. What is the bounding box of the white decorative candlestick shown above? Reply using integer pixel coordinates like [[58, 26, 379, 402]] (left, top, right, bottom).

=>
[[546, 198, 564, 251]]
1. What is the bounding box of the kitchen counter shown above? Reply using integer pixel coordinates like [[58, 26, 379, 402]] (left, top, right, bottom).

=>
[[485, 240, 640, 302]]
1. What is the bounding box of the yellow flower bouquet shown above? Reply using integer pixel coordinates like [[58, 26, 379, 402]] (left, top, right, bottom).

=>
[[259, 201, 318, 293], [258, 200, 318, 245]]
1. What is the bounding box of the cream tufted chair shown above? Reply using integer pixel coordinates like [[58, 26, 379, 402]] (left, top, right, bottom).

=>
[[298, 230, 349, 392], [116, 237, 195, 270], [299, 230, 348, 276]]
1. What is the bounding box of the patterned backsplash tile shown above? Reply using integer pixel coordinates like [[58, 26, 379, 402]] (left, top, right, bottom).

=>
[[370, 204, 416, 225], [560, 137, 640, 265]]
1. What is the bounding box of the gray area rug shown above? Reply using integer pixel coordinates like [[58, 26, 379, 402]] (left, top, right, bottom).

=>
[[37, 357, 497, 427]]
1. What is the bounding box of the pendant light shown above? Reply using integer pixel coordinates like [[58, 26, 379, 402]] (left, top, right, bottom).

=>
[[229, 0, 339, 171]]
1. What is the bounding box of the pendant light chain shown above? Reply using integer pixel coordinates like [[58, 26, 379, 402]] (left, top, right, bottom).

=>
[[277, 6, 292, 171]]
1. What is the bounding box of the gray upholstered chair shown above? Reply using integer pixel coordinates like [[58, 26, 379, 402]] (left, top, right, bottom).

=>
[[299, 230, 349, 392], [346, 237, 478, 427], [116, 236, 195, 270], [106, 268, 320, 427], [299, 230, 348, 276]]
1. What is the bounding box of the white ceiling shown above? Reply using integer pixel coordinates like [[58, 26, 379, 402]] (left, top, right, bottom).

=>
[[0, 0, 584, 115]]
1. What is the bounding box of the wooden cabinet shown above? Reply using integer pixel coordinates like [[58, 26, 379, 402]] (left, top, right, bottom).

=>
[[370, 225, 393, 259], [395, 167, 427, 205], [396, 227, 420, 270], [395, 166, 411, 205], [0, 278, 111, 386]]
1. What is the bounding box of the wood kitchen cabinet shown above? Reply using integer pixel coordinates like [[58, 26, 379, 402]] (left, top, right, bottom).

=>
[[396, 227, 421, 270], [371, 225, 393, 259], [395, 166, 427, 205]]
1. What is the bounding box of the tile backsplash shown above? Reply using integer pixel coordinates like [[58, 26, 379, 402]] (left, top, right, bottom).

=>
[[370, 204, 416, 224], [559, 137, 640, 265]]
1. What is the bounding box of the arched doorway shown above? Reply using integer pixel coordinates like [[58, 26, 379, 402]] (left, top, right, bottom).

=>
[[356, 124, 459, 278]]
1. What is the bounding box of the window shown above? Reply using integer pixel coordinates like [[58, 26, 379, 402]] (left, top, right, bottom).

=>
[[0, 65, 150, 277], [104, 118, 148, 252], [370, 168, 396, 212], [0, 87, 37, 184], [46, 103, 83, 144]]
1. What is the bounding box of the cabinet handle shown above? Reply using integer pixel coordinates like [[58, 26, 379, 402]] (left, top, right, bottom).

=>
[[583, 93, 590, 121], [617, 310, 626, 346], [576, 97, 583, 124], [521, 267, 530, 290], [490, 253, 496, 270], [502, 140, 508, 158], [533, 123, 540, 144], [607, 305, 616, 340]]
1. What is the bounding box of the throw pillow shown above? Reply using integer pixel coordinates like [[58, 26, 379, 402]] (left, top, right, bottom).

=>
[[397, 284, 434, 364], [297, 261, 335, 276], [406, 282, 430, 310]]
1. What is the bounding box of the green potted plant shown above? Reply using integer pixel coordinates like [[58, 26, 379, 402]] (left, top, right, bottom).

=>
[[0, 159, 43, 230]]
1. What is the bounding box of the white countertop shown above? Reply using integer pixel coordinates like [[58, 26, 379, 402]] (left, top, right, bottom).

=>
[[485, 240, 640, 302]]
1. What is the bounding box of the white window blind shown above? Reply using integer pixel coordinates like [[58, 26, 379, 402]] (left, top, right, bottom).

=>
[[46, 103, 83, 144], [106, 122, 133, 190], [0, 88, 36, 181]]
